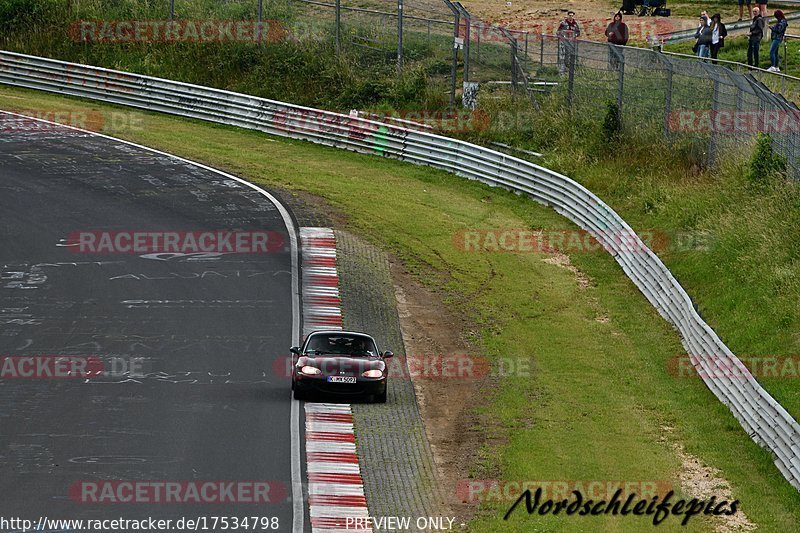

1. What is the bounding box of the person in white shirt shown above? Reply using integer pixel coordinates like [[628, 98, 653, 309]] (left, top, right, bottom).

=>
[[710, 13, 728, 64]]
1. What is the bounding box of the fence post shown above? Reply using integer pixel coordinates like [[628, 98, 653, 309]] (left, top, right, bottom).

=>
[[663, 60, 673, 139], [511, 38, 518, 100], [335, 0, 341, 53], [450, 10, 460, 109], [476, 22, 481, 63], [169, 0, 175, 21], [257, 0, 263, 43], [540, 34, 544, 68], [524, 31, 529, 63], [463, 10, 470, 83], [734, 84, 744, 144], [709, 78, 720, 165], [616, 46, 624, 116], [397, 0, 404, 74], [784, 40, 788, 73], [566, 39, 575, 110]]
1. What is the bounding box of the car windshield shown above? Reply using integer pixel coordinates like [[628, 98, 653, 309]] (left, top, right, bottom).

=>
[[305, 334, 378, 357]]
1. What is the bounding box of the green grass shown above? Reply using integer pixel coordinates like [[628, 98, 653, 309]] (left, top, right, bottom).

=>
[[2, 86, 799, 531]]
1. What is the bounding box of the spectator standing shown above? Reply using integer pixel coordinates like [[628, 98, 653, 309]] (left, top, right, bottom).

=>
[[557, 11, 582, 75], [694, 14, 712, 59], [739, 0, 751, 22], [558, 10, 582, 38], [768, 9, 788, 72], [605, 12, 629, 69], [556, 10, 581, 74], [710, 13, 728, 63], [759, 1, 768, 18], [747, 7, 765, 68]]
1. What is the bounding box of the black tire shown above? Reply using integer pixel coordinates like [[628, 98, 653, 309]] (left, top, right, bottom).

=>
[[374, 389, 387, 404], [293, 387, 307, 401]]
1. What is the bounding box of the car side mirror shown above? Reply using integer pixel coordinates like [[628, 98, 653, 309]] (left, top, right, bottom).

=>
[[382, 351, 394, 359], [290, 347, 301, 355]]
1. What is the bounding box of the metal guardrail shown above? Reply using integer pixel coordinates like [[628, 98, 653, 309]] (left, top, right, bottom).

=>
[[1, 49, 798, 490]]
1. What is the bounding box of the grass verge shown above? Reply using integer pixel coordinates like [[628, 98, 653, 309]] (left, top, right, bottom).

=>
[[2, 87, 799, 531]]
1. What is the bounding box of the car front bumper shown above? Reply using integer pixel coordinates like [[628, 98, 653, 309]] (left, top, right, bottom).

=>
[[294, 376, 386, 396]]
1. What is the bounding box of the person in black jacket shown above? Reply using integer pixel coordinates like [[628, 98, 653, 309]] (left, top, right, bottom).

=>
[[747, 7, 765, 68], [710, 13, 728, 64], [694, 14, 712, 59]]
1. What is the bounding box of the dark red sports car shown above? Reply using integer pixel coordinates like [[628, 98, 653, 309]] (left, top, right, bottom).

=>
[[290, 331, 393, 403]]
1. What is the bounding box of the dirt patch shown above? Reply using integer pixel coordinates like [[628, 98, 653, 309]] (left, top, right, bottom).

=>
[[543, 252, 591, 288], [660, 426, 757, 532], [460, 0, 698, 41], [389, 259, 492, 523], [675, 444, 757, 532]]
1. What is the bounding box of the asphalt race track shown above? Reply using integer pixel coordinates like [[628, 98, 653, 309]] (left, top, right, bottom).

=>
[[0, 112, 301, 530]]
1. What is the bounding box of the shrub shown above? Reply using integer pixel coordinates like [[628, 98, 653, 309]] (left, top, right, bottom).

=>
[[748, 133, 786, 183], [602, 101, 622, 144]]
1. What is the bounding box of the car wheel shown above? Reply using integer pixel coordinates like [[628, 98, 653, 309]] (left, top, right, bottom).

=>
[[293, 388, 307, 401], [374, 389, 387, 403]]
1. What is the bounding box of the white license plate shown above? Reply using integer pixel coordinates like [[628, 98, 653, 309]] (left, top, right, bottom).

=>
[[327, 376, 357, 384]]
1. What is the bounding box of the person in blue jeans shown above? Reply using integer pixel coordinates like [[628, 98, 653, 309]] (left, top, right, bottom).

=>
[[747, 7, 765, 68], [694, 14, 712, 59], [769, 10, 788, 71]]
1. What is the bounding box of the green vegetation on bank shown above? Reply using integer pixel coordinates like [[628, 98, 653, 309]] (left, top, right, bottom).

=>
[[2, 85, 799, 531], [0, 0, 454, 110]]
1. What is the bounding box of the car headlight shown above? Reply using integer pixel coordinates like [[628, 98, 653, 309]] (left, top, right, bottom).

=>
[[362, 369, 384, 378], [300, 365, 322, 376]]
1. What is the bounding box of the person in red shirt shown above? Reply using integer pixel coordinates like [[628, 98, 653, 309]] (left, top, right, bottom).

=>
[[557, 11, 582, 74], [558, 10, 582, 38], [605, 12, 629, 70]]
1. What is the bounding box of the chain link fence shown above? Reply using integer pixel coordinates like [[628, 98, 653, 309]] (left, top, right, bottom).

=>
[[288, 0, 455, 63], [512, 34, 800, 178], [285, 0, 525, 107], [55, 1, 800, 176]]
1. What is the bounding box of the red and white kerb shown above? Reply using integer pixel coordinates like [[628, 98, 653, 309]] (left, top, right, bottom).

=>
[[300, 228, 371, 532], [301, 227, 343, 337]]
